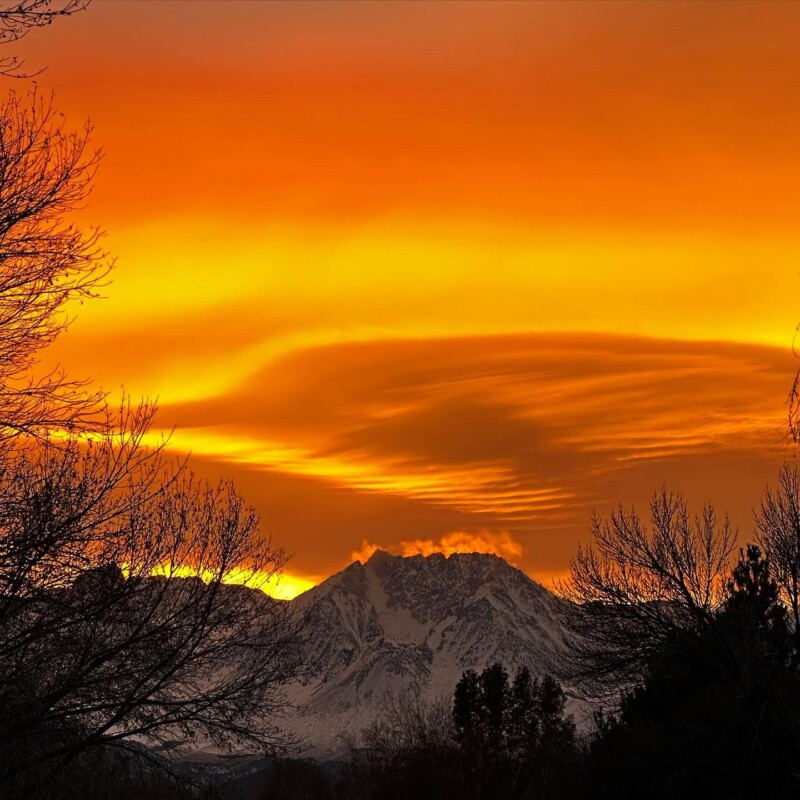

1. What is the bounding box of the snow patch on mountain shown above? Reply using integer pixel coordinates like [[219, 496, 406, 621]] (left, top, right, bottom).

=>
[[281, 549, 578, 756]]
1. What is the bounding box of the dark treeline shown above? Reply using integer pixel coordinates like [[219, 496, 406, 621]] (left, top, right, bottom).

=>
[[258, 665, 579, 800]]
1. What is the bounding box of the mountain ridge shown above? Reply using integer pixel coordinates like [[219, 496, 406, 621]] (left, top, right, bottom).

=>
[[281, 548, 578, 755]]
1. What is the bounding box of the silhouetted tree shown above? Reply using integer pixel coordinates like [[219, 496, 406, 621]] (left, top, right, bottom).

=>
[[0, 6, 307, 796], [0, 86, 107, 437], [0, 403, 306, 797], [0, 1, 88, 77], [364, 686, 454, 760], [267, 666, 579, 800], [0, 2, 105, 438], [558, 487, 735, 698], [480, 662, 509, 763], [453, 668, 481, 751], [756, 464, 800, 647], [343, 686, 460, 800], [452, 664, 579, 800], [725, 543, 790, 658], [583, 544, 800, 800]]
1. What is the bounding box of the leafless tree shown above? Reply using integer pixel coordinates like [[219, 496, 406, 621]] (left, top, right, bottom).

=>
[[0, 402, 306, 796], [351, 686, 454, 761], [0, 87, 107, 437], [557, 487, 736, 699], [340, 684, 456, 795], [0, 4, 308, 795], [756, 463, 800, 634]]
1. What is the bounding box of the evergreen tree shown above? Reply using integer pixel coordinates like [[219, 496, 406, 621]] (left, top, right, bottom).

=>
[[584, 546, 800, 800], [452, 664, 578, 800], [724, 544, 790, 661], [507, 667, 537, 760], [453, 668, 481, 749], [479, 662, 510, 761]]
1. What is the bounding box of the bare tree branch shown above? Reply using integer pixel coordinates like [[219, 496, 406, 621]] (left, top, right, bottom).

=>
[[0, 1, 89, 77], [0, 88, 108, 439], [756, 463, 800, 635], [556, 487, 736, 701], [0, 404, 306, 795]]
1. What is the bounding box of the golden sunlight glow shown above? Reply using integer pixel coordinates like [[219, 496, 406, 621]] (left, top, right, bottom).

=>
[[136, 563, 315, 601], [138, 426, 575, 520], [352, 531, 524, 565], [81, 222, 800, 341], [25, 2, 800, 584]]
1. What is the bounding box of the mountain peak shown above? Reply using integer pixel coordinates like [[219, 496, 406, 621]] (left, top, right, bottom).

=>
[[283, 543, 574, 754], [364, 548, 509, 569], [364, 548, 395, 566]]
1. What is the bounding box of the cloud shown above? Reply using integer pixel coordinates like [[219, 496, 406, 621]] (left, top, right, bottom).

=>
[[400, 531, 523, 562], [29, 0, 800, 590], [82, 332, 797, 584], [351, 530, 523, 565], [350, 540, 381, 564], [156, 333, 791, 511]]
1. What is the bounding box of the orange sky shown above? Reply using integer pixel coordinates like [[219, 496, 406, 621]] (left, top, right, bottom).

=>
[[16, 1, 800, 593]]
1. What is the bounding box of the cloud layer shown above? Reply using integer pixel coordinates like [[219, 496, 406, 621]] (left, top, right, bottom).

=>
[[23, 3, 800, 589], [140, 333, 794, 584]]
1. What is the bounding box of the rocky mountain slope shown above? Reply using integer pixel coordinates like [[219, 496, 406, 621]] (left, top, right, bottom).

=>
[[281, 549, 578, 755]]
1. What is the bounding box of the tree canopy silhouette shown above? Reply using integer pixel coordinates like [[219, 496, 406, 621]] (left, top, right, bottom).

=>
[[0, 404, 305, 797], [334, 666, 579, 800], [559, 476, 800, 798], [0, 5, 307, 796], [582, 544, 800, 800], [558, 486, 735, 697], [756, 463, 800, 650], [0, 88, 107, 437], [452, 664, 578, 800]]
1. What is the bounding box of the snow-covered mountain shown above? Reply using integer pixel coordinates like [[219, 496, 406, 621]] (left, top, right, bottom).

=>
[[281, 549, 577, 755]]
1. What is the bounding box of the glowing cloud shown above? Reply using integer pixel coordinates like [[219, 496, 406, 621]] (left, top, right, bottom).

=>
[[146, 563, 315, 601], [20, 3, 800, 586], [351, 540, 381, 564], [400, 531, 524, 563], [351, 530, 523, 565]]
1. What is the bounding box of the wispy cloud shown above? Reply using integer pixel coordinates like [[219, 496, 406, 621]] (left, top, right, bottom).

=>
[[132, 333, 794, 580], [352, 530, 524, 565]]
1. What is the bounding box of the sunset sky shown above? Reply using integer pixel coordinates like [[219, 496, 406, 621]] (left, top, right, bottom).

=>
[[19, 1, 800, 594]]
